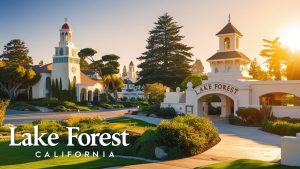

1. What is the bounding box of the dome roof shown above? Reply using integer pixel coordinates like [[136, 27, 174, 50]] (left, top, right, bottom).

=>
[[61, 23, 70, 29]]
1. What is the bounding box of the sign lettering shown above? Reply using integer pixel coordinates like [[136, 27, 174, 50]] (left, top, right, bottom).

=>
[[195, 83, 239, 95]]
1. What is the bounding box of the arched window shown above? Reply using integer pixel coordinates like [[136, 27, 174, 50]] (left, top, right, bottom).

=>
[[224, 37, 230, 49], [236, 37, 239, 49], [45, 77, 51, 90], [215, 68, 219, 73]]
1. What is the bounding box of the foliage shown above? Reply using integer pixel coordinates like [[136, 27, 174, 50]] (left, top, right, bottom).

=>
[[156, 115, 219, 156], [8, 101, 39, 111], [196, 159, 298, 169], [157, 107, 177, 118], [260, 37, 290, 80], [262, 119, 300, 136], [101, 54, 121, 99], [144, 83, 166, 103], [78, 49, 122, 100], [134, 130, 159, 159], [137, 13, 193, 89], [236, 107, 263, 124], [260, 103, 273, 120], [286, 52, 300, 80], [180, 75, 207, 90], [249, 57, 269, 80], [0, 65, 40, 100], [0, 99, 9, 126], [0, 39, 33, 65]]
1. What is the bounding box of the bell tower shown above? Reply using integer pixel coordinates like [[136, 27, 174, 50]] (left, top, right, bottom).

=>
[[207, 15, 251, 80], [51, 18, 81, 90]]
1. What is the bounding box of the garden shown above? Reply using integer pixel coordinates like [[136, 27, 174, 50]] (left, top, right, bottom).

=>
[[229, 104, 300, 136], [0, 115, 220, 168]]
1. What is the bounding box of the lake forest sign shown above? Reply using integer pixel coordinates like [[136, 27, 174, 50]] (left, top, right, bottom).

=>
[[195, 83, 239, 95]]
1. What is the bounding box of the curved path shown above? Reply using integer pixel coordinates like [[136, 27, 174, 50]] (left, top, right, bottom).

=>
[[115, 116, 281, 169]]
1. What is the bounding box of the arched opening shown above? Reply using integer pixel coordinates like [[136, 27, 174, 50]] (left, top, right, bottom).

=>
[[260, 92, 300, 106], [93, 89, 99, 102], [224, 37, 230, 49], [236, 37, 239, 49], [88, 91, 92, 102], [80, 88, 87, 102], [198, 93, 235, 118]]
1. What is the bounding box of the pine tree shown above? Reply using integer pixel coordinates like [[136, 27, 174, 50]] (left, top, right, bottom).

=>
[[137, 13, 193, 88], [1, 39, 33, 65], [249, 57, 269, 80]]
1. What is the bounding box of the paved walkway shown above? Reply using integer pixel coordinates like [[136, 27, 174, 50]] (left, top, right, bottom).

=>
[[4, 108, 136, 124], [115, 116, 281, 169]]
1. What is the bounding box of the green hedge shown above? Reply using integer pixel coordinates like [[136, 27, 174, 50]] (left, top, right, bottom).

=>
[[135, 115, 219, 159], [262, 119, 300, 136], [8, 101, 39, 112], [236, 107, 263, 124]]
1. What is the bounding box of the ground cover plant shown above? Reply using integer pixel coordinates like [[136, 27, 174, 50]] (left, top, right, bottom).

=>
[[195, 159, 300, 169]]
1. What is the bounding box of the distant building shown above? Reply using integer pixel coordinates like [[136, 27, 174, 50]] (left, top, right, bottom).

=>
[[119, 61, 144, 100], [191, 59, 204, 76]]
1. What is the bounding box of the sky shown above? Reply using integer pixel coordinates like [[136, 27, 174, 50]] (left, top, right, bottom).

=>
[[1, 0, 300, 72]]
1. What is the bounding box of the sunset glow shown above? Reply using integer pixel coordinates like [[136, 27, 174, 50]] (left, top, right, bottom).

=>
[[280, 25, 300, 52]]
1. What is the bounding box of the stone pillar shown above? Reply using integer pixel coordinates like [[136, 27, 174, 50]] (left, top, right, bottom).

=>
[[203, 102, 208, 116], [281, 133, 300, 166]]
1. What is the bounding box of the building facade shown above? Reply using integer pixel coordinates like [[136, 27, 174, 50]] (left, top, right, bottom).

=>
[[30, 19, 103, 102], [119, 61, 144, 99], [162, 18, 300, 118]]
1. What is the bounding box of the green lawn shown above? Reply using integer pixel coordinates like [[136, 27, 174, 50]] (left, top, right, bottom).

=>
[[0, 140, 146, 169], [107, 117, 156, 127], [196, 159, 300, 169]]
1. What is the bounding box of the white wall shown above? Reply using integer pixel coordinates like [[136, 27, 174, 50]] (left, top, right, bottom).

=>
[[281, 133, 300, 167], [272, 106, 300, 118]]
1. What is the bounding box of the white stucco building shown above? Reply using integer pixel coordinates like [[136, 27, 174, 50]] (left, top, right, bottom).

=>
[[29, 19, 103, 102], [118, 61, 144, 99], [162, 18, 300, 118]]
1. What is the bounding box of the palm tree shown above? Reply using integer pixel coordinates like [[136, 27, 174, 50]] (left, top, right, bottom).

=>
[[260, 37, 289, 80]]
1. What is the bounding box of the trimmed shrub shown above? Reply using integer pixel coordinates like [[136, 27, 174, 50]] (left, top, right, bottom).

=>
[[157, 107, 177, 119], [156, 115, 219, 156], [8, 101, 39, 111], [134, 130, 159, 159], [262, 119, 300, 136], [236, 107, 263, 124], [0, 99, 10, 126]]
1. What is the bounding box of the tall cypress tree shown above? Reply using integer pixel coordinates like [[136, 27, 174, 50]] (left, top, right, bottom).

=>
[[137, 13, 193, 88], [51, 79, 55, 98], [55, 78, 59, 99]]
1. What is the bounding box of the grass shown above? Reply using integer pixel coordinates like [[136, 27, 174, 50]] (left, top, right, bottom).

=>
[[107, 117, 156, 127], [0, 140, 145, 169], [196, 159, 300, 169]]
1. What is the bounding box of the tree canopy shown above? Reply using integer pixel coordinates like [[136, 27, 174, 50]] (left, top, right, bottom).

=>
[[137, 13, 193, 89], [180, 75, 207, 90], [0, 39, 33, 65], [144, 83, 166, 103], [248, 57, 269, 80], [260, 37, 289, 80], [0, 65, 40, 100]]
